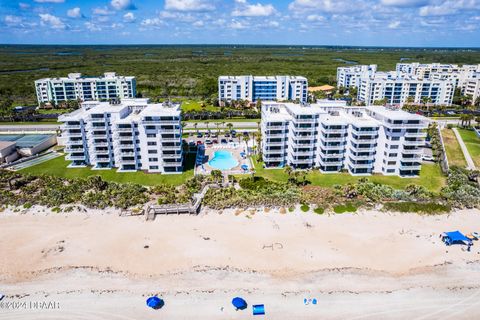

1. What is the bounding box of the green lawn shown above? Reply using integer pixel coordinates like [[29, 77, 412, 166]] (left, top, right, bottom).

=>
[[184, 119, 259, 123], [20, 154, 195, 186], [251, 158, 445, 192], [37, 109, 73, 115], [457, 128, 480, 168], [441, 128, 467, 168], [175, 99, 218, 112]]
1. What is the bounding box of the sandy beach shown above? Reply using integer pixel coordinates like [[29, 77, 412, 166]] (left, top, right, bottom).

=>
[[1, 207, 480, 319]]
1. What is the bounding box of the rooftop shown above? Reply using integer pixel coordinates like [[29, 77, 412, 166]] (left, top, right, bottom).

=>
[[0, 134, 55, 148]]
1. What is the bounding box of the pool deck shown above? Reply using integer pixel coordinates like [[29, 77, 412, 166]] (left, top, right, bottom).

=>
[[195, 141, 253, 176]]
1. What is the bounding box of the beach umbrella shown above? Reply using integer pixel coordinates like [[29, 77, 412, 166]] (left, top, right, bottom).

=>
[[232, 297, 248, 310], [241, 164, 249, 171], [146, 296, 164, 310]]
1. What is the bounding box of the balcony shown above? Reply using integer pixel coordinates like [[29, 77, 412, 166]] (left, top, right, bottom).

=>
[[162, 154, 182, 159], [321, 128, 347, 134], [293, 118, 316, 123], [264, 156, 284, 161], [161, 145, 182, 151], [403, 140, 424, 146], [348, 162, 374, 169], [65, 131, 83, 138], [401, 156, 422, 162], [64, 146, 84, 152], [265, 133, 287, 138], [320, 152, 345, 158], [292, 151, 314, 156], [67, 139, 84, 145], [93, 149, 110, 155], [88, 131, 108, 137], [115, 144, 134, 149], [161, 137, 181, 142], [87, 123, 106, 130], [386, 122, 425, 129], [66, 154, 86, 161], [400, 164, 421, 170], [320, 143, 345, 150], [116, 127, 133, 132], [119, 151, 135, 156], [119, 158, 137, 164], [405, 131, 427, 138], [266, 141, 286, 146], [318, 160, 343, 166], [402, 148, 422, 154], [93, 142, 109, 147], [61, 124, 81, 130], [290, 158, 314, 164], [350, 146, 376, 152], [265, 125, 286, 130], [264, 149, 286, 154], [294, 126, 316, 132], [322, 137, 345, 143], [143, 120, 179, 125], [352, 128, 378, 135]]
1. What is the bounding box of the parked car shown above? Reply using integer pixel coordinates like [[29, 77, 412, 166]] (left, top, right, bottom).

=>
[[243, 131, 249, 136], [197, 133, 203, 138], [212, 139, 218, 144], [205, 139, 213, 145], [196, 141, 203, 145], [212, 133, 218, 138], [224, 133, 230, 138], [188, 141, 196, 146], [422, 155, 434, 161], [221, 139, 228, 144], [229, 138, 234, 143]]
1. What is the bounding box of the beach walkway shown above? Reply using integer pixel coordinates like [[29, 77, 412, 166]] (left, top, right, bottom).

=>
[[453, 128, 477, 170]]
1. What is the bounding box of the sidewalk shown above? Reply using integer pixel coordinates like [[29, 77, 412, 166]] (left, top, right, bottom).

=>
[[452, 128, 476, 170]]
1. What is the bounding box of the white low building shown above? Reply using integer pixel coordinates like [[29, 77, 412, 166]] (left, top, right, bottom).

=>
[[35, 72, 136, 105], [218, 75, 308, 103], [261, 101, 428, 176], [396, 62, 480, 87], [463, 78, 480, 102], [59, 98, 183, 173], [358, 72, 456, 106]]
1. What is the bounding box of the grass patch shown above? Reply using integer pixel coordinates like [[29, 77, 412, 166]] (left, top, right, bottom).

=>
[[20, 153, 195, 186], [441, 128, 467, 168], [300, 204, 310, 212], [0, 121, 60, 125], [383, 202, 451, 214], [184, 118, 259, 123], [457, 128, 480, 168], [251, 158, 445, 192], [313, 207, 324, 214], [333, 203, 357, 214], [37, 108, 72, 114]]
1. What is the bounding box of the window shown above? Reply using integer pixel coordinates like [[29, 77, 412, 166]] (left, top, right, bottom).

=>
[[149, 166, 159, 170], [388, 161, 396, 165], [147, 141, 157, 146], [148, 157, 158, 162], [147, 134, 156, 138], [148, 150, 158, 154], [391, 145, 399, 149], [387, 169, 395, 173], [389, 153, 398, 157]]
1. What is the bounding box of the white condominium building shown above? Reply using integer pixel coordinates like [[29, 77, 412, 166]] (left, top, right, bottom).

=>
[[218, 75, 308, 103], [463, 78, 480, 102], [59, 98, 183, 174], [396, 62, 480, 84], [261, 102, 428, 176], [336, 64, 377, 88], [35, 72, 136, 105], [358, 73, 455, 106]]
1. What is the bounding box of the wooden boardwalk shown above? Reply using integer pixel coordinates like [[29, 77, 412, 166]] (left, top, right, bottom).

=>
[[145, 184, 219, 220]]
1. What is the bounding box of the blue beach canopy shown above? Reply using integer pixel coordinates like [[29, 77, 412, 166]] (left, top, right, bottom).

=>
[[253, 304, 265, 315], [146, 297, 164, 310], [445, 231, 469, 242], [241, 164, 249, 170], [232, 297, 247, 310]]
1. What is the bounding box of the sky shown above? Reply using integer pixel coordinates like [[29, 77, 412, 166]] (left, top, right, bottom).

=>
[[0, 0, 479, 46]]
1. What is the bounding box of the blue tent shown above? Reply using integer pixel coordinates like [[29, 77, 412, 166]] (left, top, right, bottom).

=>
[[232, 297, 247, 310], [146, 296, 164, 310], [442, 231, 472, 246], [241, 164, 249, 171]]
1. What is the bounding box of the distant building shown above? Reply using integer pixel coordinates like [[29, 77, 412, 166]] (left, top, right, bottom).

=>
[[218, 75, 308, 103], [358, 72, 456, 106], [35, 72, 136, 105], [59, 98, 183, 174], [336, 65, 377, 88], [261, 101, 428, 176]]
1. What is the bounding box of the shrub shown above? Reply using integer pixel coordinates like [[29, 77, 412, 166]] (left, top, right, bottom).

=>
[[300, 204, 310, 212], [333, 203, 357, 214], [314, 207, 324, 214], [383, 202, 451, 214], [446, 124, 454, 129], [288, 207, 295, 212], [23, 203, 32, 209]]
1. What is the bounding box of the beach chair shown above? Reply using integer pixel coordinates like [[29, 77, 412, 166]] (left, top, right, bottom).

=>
[[253, 304, 265, 315]]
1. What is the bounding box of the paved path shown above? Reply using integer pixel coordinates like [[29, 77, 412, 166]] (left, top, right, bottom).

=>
[[0, 124, 59, 133], [8, 152, 62, 171], [452, 128, 476, 170]]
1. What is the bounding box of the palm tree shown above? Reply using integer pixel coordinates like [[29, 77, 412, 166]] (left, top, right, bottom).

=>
[[284, 165, 293, 178], [215, 122, 222, 134], [226, 122, 233, 133], [194, 122, 198, 134]]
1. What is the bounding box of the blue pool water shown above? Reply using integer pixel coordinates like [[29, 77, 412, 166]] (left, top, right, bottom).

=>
[[208, 150, 238, 170]]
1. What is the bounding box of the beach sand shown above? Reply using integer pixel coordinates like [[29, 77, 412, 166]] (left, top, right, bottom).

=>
[[0, 207, 479, 319]]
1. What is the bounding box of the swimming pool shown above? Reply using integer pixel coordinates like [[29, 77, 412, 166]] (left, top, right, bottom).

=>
[[208, 150, 239, 170]]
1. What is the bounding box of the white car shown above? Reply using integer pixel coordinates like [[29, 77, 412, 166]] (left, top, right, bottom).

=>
[[0, 294, 4, 301], [422, 155, 434, 161]]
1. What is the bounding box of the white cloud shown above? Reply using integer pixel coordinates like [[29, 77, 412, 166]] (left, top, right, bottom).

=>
[[164, 0, 215, 12], [193, 20, 204, 27], [288, 0, 366, 13], [123, 12, 135, 22], [34, 0, 64, 3], [419, 0, 480, 16], [229, 20, 247, 29], [93, 7, 115, 15], [388, 20, 401, 28], [232, 2, 277, 17], [4, 15, 23, 25], [111, 0, 136, 11], [141, 18, 165, 28], [39, 13, 66, 29], [85, 21, 101, 31], [268, 20, 279, 27], [67, 7, 82, 18], [111, 22, 124, 29], [381, 0, 429, 7], [306, 14, 325, 22], [19, 3, 30, 9]]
